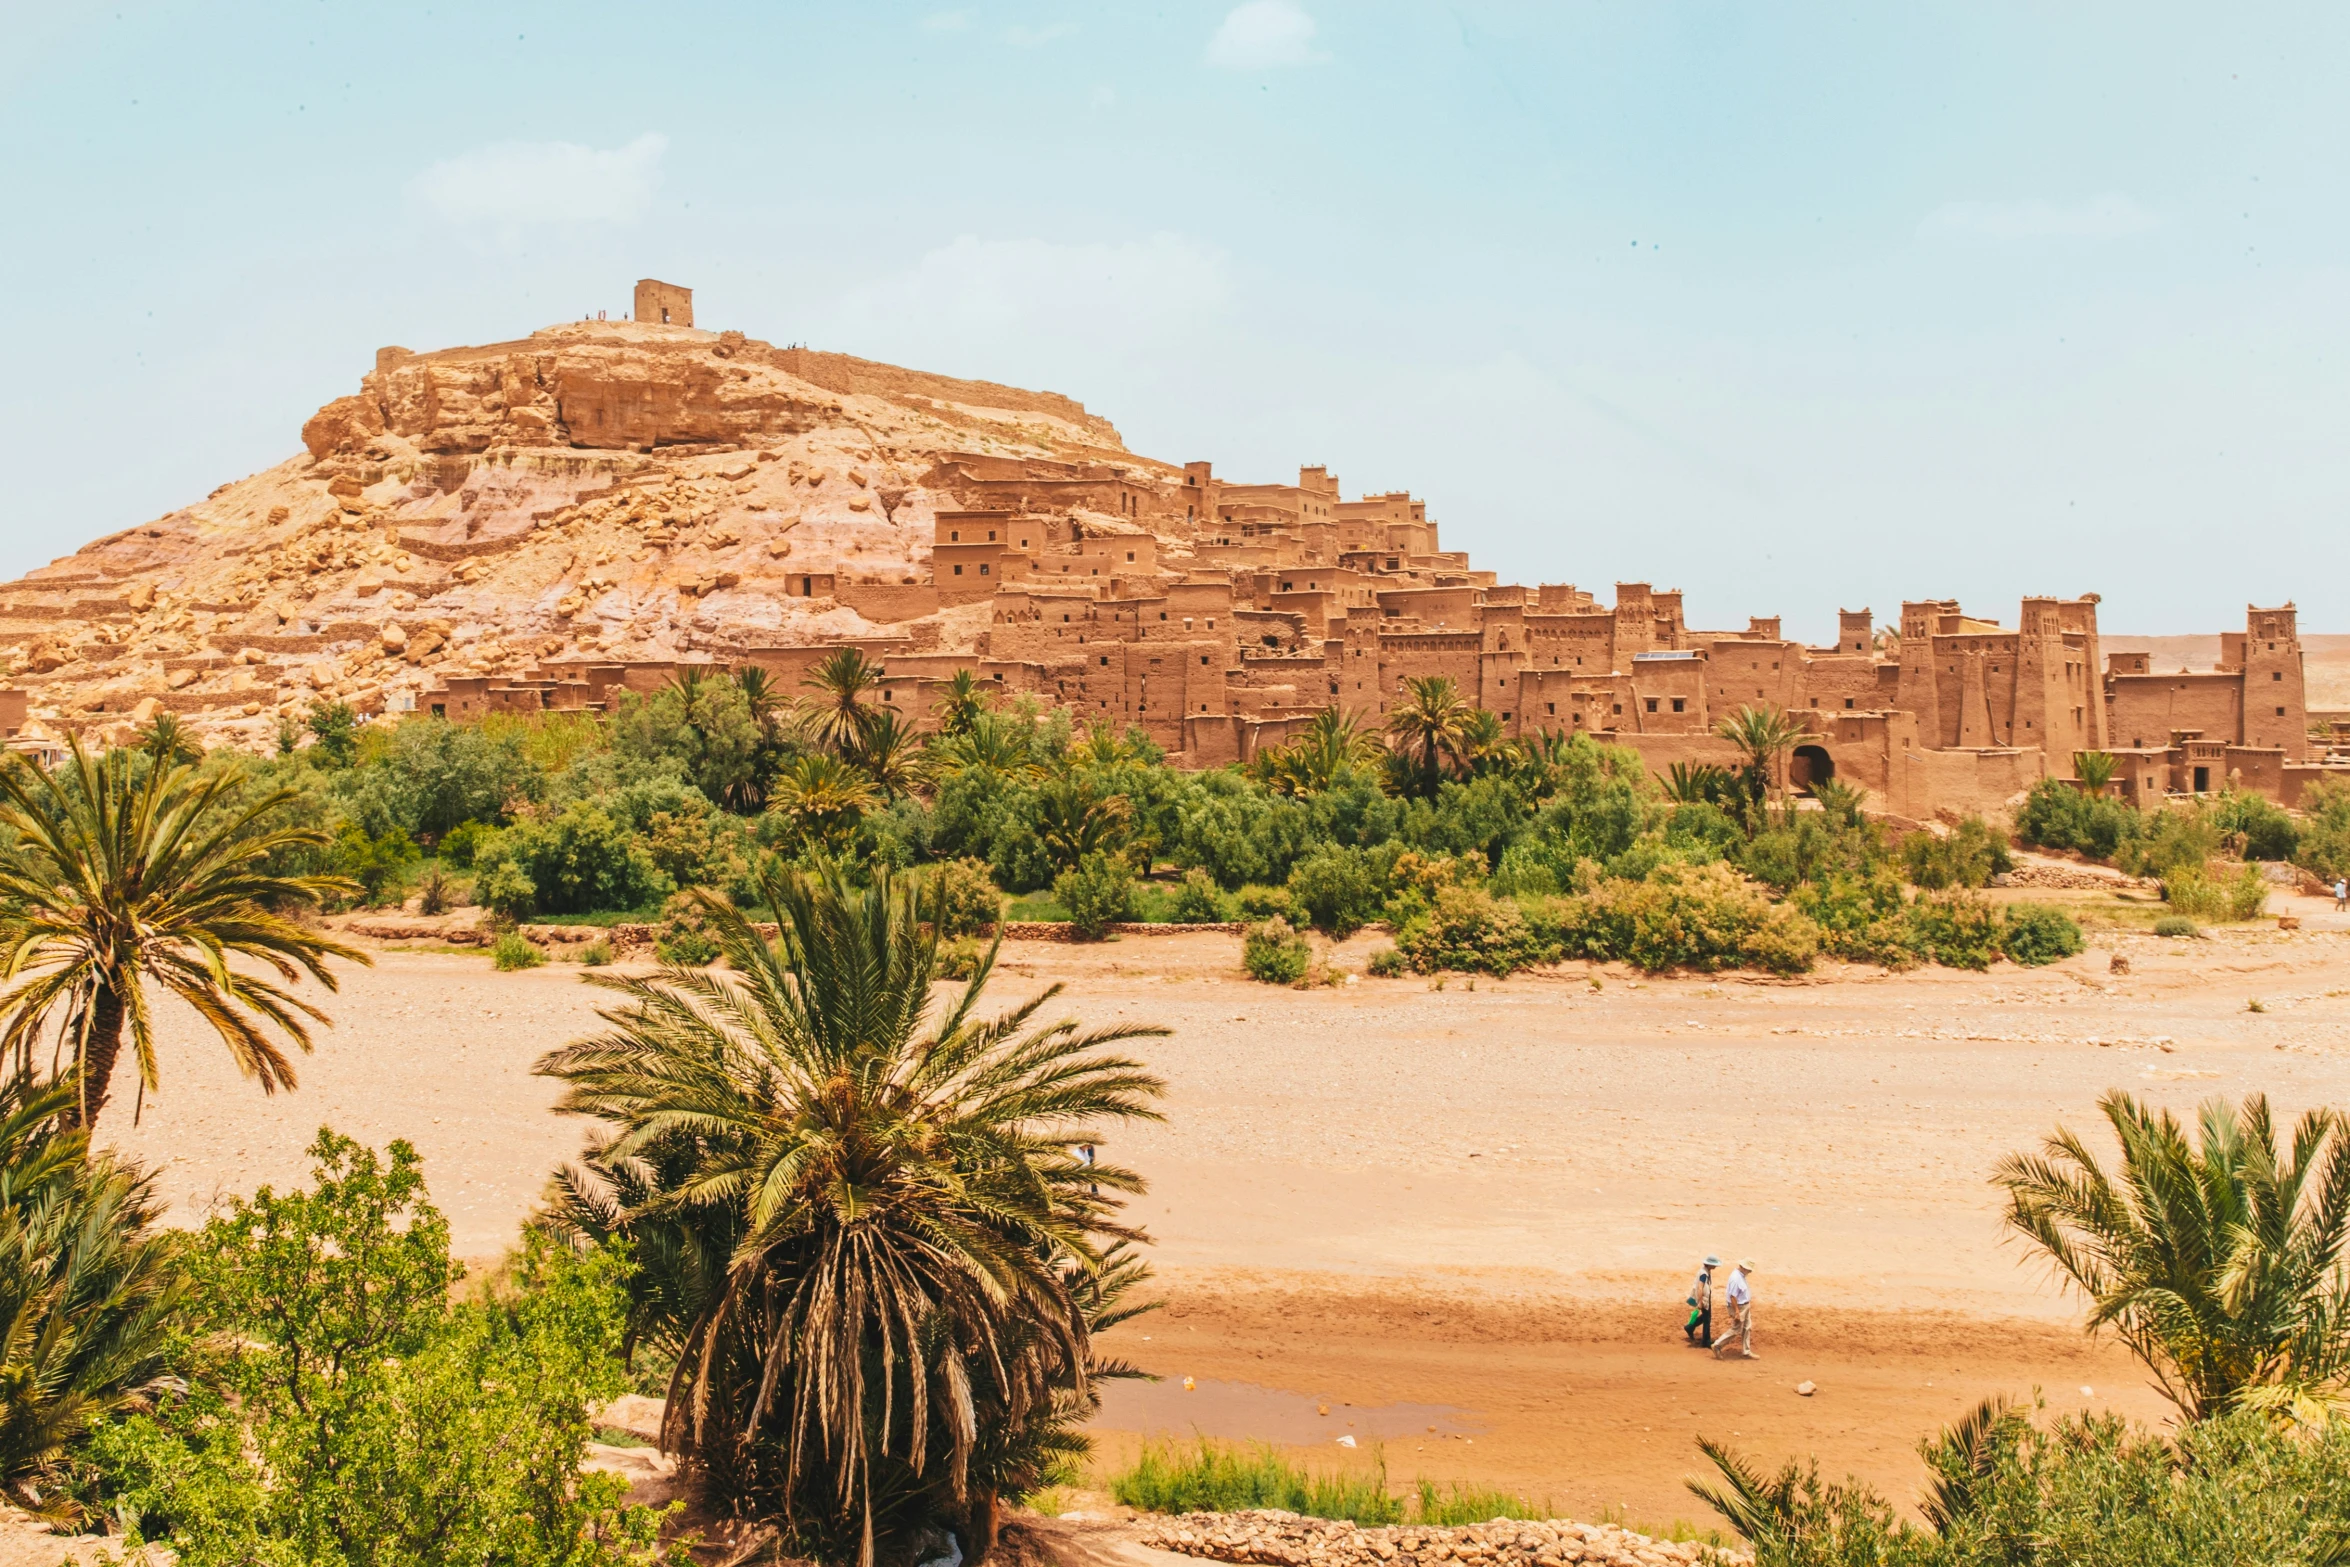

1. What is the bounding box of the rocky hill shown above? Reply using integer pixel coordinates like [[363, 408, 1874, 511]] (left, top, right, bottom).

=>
[[3, 317, 1186, 745]]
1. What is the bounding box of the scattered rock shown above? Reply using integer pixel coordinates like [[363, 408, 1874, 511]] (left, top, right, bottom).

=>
[[381, 623, 408, 652], [1795, 1380, 1815, 1397], [1133, 1510, 1741, 1567], [2109, 953, 2131, 975]]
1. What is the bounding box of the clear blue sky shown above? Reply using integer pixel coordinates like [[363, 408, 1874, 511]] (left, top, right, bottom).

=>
[[5, 1, 2345, 635]]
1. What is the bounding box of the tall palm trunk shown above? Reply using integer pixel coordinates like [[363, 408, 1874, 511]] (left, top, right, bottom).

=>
[[70, 985, 125, 1132]]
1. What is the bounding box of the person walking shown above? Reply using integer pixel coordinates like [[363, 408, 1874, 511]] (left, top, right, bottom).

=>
[[2334, 877, 2346, 913], [1682, 1256, 1719, 1347], [1713, 1260, 1758, 1360], [1078, 1142, 1098, 1196]]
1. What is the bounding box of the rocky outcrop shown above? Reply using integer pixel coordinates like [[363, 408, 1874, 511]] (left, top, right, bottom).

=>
[[1132, 1510, 1743, 1567], [0, 315, 1190, 748]]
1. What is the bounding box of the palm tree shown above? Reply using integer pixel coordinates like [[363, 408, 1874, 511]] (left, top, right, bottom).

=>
[[1075, 722, 1143, 771], [733, 665, 787, 741], [135, 712, 200, 768], [767, 753, 880, 855], [853, 711, 928, 800], [932, 712, 1044, 786], [2075, 750, 2118, 797], [1712, 703, 1809, 816], [1810, 777, 1867, 828], [931, 670, 990, 739], [1660, 761, 1735, 806], [0, 739, 365, 1132], [535, 866, 1167, 1561], [1251, 706, 1380, 797], [0, 1072, 182, 1522], [1032, 774, 1134, 877], [1994, 1090, 2350, 1421], [1457, 707, 1506, 773], [800, 647, 888, 758], [1385, 676, 1474, 798]]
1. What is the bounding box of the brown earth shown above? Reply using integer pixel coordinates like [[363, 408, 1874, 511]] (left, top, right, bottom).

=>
[[88, 884, 2350, 1535], [0, 319, 1166, 748]]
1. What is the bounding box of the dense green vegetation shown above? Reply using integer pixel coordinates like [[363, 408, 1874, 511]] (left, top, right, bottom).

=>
[[93, 1130, 678, 1566], [212, 676, 2112, 977], [2014, 762, 2350, 922]]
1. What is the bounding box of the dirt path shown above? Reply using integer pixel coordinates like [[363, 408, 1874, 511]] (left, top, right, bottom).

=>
[[89, 888, 2350, 1529]]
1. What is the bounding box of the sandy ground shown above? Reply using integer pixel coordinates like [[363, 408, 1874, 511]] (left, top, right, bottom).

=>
[[92, 884, 2350, 1533]]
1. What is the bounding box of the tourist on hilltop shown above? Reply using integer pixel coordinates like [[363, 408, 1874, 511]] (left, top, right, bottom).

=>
[[1682, 1255, 1718, 1347], [1714, 1261, 1759, 1360]]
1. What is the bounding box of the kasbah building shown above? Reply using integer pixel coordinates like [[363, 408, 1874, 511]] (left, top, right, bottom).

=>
[[218, 279, 2326, 822]]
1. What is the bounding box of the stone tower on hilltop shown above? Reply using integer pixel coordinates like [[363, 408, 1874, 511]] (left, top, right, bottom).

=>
[[634, 279, 693, 327]]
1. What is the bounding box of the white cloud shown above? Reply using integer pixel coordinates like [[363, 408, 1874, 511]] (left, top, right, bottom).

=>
[[1206, 0, 1323, 69], [1917, 193, 2158, 241], [1088, 84, 1117, 109], [1007, 21, 1077, 47], [818, 234, 1230, 375], [408, 134, 667, 226], [921, 9, 974, 31]]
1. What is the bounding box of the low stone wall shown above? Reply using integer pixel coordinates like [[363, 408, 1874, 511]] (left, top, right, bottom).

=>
[[1134, 1510, 1742, 1567]]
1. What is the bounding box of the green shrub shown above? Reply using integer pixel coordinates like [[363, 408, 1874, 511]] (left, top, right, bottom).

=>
[[926, 856, 1004, 938], [1688, 1406, 2350, 1567], [1397, 884, 1550, 976], [1366, 945, 1407, 978], [936, 935, 987, 981], [2015, 778, 2142, 860], [2160, 863, 2266, 923], [1242, 917, 1312, 984], [415, 862, 462, 916], [91, 1131, 670, 1567], [1902, 817, 2012, 890], [491, 931, 544, 971], [2213, 789, 2298, 861], [1168, 867, 1230, 924], [473, 859, 538, 923], [476, 802, 670, 918], [2124, 807, 2225, 882], [579, 940, 612, 967], [2154, 915, 2200, 938], [436, 818, 492, 868], [2227, 862, 2271, 921], [1790, 872, 1917, 967], [641, 808, 749, 892], [330, 821, 421, 908], [1054, 852, 1138, 940], [1234, 884, 1295, 921], [2001, 903, 2085, 966], [1904, 890, 2003, 969], [2292, 777, 2350, 883], [1112, 1437, 1400, 1525], [1570, 862, 1817, 976], [654, 889, 721, 965], [1285, 846, 1384, 938]]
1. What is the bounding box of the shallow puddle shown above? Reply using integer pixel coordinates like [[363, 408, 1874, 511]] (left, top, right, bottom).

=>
[[1092, 1376, 1481, 1445]]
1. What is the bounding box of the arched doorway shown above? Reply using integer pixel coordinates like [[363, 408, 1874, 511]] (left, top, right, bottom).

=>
[[1790, 744, 1835, 793]]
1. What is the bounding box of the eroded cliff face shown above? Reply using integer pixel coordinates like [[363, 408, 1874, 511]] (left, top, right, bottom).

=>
[[1, 319, 1171, 746]]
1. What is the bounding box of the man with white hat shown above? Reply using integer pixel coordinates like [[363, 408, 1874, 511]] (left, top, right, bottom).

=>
[[1682, 1256, 1719, 1347], [1714, 1260, 1759, 1359]]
